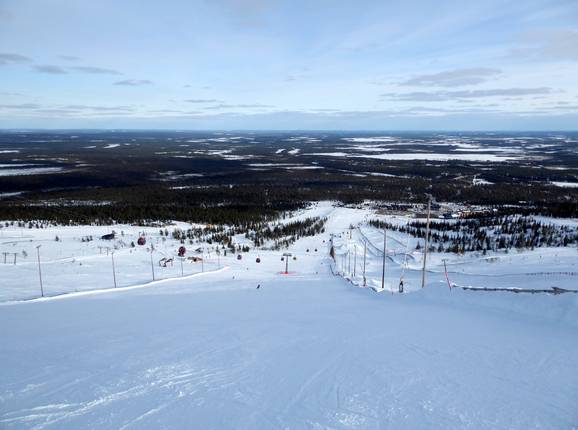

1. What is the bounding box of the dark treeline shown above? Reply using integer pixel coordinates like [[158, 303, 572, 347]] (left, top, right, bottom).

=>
[[370, 215, 578, 254], [157, 216, 326, 251], [248, 217, 327, 249], [2, 180, 578, 226]]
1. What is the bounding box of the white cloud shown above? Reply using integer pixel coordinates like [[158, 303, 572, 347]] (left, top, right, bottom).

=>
[[33, 65, 68, 74], [381, 87, 555, 102], [399, 68, 501, 87], [0, 53, 32, 65], [113, 79, 153, 86]]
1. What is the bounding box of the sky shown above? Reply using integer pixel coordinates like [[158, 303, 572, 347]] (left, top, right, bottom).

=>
[[1, 0, 578, 130]]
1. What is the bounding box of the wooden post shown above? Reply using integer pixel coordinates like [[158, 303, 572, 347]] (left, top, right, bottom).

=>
[[150, 249, 155, 281], [353, 245, 357, 277], [421, 198, 431, 288], [443, 259, 452, 290], [348, 250, 351, 274], [36, 245, 44, 297], [111, 252, 117, 288], [381, 226, 387, 289], [363, 241, 367, 286]]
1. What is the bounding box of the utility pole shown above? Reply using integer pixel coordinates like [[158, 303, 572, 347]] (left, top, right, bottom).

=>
[[443, 259, 452, 290], [2, 252, 8, 264], [353, 245, 357, 277], [180, 257, 184, 277], [150, 249, 155, 281], [12, 252, 17, 265], [348, 250, 351, 274], [421, 197, 431, 288], [36, 245, 44, 297], [380, 227, 387, 289], [283, 252, 291, 274], [363, 241, 367, 286], [111, 252, 117, 288]]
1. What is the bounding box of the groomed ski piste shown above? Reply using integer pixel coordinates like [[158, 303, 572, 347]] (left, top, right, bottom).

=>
[[1, 201, 577, 429]]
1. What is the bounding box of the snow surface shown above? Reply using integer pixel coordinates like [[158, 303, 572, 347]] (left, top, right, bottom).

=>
[[551, 181, 578, 188], [0, 167, 65, 177], [308, 152, 520, 162], [1, 202, 577, 429]]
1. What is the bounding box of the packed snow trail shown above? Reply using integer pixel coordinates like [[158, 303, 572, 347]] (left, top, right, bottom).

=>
[[1, 258, 577, 429], [1, 202, 577, 429]]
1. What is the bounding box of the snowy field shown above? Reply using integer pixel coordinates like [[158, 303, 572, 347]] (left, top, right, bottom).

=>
[[1, 202, 577, 429]]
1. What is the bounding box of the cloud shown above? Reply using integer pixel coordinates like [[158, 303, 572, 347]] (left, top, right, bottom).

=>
[[32, 63, 122, 75], [33, 65, 68, 74], [184, 99, 223, 103], [0, 9, 11, 22], [381, 87, 555, 102], [59, 55, 81, 61], [0, 53, 32, 65], [62, 104, 135, 111], [0, 103, 41, 109], [511, 28, 578, 61], [212, 0, 273, 28], [205, 103, 275, 109], [70, 66, 122, 75], [113, 79, 153, 86], [399, 68, 502, 87]]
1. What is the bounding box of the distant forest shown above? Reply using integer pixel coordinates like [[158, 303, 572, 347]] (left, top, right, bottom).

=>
[[1, 182, 577, 226], [1, 131, 578, 223]]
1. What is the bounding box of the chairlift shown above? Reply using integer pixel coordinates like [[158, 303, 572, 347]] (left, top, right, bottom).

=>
[[399, 223, 411, 293]]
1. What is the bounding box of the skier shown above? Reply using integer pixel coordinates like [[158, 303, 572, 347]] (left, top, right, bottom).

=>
[[398, 277, 404, 293]]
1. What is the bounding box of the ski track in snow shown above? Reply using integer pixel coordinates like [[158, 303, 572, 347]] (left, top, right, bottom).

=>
[[1, 202, 577, 429]]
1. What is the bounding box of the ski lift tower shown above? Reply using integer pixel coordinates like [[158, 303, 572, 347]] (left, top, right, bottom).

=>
[[282, 252, 292, 274]]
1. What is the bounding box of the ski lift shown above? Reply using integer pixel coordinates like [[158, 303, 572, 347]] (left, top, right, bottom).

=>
[[237, 254, 242, 260], [178, 246, 186, 257], [398, 222, 411, 293], [293, 256, 297, 260], [137, 236, 146, 246], [256, 257, 261, 263]]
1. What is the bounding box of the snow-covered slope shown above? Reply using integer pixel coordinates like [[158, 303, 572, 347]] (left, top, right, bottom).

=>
[[1, 202, 577, 429]]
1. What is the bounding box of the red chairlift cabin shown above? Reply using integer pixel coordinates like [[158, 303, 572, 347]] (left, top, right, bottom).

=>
[[256, 257, 261, 263], [178, 246, 186, 257], [237, 254, 243, 260], [137, 236, 146, 246]]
